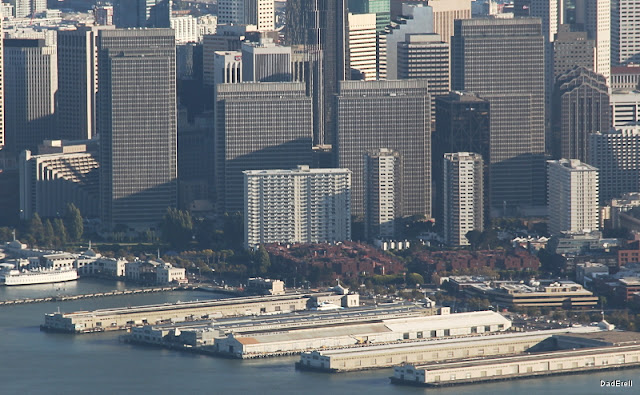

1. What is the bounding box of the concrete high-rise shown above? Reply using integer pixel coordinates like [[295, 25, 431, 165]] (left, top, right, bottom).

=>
[[8, 0, 45, 18], [611, 0, 640, 66], [4, 38, 57, 153], [348, 12, 378, 80], [547, 158, 599, 235], [213, 51, 243, 85], [114, 0, 171, 28], [218, 0, 275, 32], [57, 26, 114, 141], [397, 33, 449, 119], [571, 0, 610, 81], [552, 66, 610, 161], [452, 18, 546, 213], [286, 0, 350, 147], [553, 24, 595, 79], [244, 166, 351, 248], [611, 90, 640, 128], [588, 127, 640, 203], [336, 80, 430, 219], [434, 91, 490, 226], [385, 4, 433, 80], [214, 82, 313, 214], [444, 152, 484, 246], [364, 148, 402, 240], [97, 29, 177, 229], [427, 0, 472, 43], [241, 39, 292, 82], [348, 0, 389, 80]]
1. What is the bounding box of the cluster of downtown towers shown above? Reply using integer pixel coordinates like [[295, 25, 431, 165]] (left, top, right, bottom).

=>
[[0, 0, 614, 242]]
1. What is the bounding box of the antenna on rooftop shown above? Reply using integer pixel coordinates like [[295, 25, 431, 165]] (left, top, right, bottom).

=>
[[157, 248, 161, 260], [12, 229, 16, 241]]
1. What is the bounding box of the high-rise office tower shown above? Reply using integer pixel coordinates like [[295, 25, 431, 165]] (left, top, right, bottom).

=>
[[452, 18, 546, 213], [244, 166, 351, 248], [202, 25, 258, 86], [213, 51, 243, 85], [552, 66, 610, 161], [241, 39, 292, 82], [4, 39, 57, 153], [611, 0, 640, 66], [433, 91, 490, 226], [385, 4, 433, 80], [571, 0, 610, 81], [218, 0, 275, 32], [8, 0, 45, 18], [348, 0, 390, 31], [588, 127, 640, 203], [348, 12, 378, 80], [547, 158, 599, 235], [57, 26, 114, 141], [364, 148, 402, 240], [553, 24, 595, 79], [97, 29, 177, 229], [397, 33, 449, 119], [286, 0, 350, 147], [444, 152, 484, 246], [427, 0, 472, 43], [114, 0, 171, 28], [94, 5, 114, 25], [215, 82, 313, 214], [336, 80, 430, 219]]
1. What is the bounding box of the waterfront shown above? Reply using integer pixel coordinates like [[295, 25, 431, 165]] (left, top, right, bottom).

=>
[[1, 287, 638, 394]]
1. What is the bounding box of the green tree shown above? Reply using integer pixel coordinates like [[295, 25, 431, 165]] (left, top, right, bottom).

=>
[[53, 218, 68, 247], [160, 208, 194, 249], [43, 219, 54, 248], [406, 272, 424, 286], [465, 230, 482, 250], [64, 203, 83, 242], [255, 245, 271, 276], [29, 213, 45, 245]]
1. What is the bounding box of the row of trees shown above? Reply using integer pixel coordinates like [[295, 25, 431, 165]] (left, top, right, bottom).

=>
[[22, 204, 84, 248]]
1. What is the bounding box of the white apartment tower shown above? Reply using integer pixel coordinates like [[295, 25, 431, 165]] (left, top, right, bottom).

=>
[[218, 0, 274, 32], [244, 166, 352, 249], [612, 0, 640, 66], [349, 12, 378, 80], [443, 152, 484, 246], [547, 159, 599, 235], [364, 149, 402, 240]]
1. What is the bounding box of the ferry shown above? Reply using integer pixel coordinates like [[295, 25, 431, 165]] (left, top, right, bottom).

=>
[[0, 267, 78, 286]]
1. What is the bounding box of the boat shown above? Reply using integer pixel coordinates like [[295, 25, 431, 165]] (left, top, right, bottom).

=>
[[0, 267, 78, 286]]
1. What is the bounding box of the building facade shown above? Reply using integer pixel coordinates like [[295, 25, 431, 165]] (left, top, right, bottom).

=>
[[348, 12, 378, 80], [611, 0, 640, 66], [427, 0, 472, 43], [364, 148, 402, 240], [611, 89, 640, 128], [3, 38, 57, 153], [553, 24, 595, 79], [452, 18, 546, 213], [218, 0, 275, 32], [547, 159, 599, 235], [444, 152, 484, 246], [552, 66, 610, 161], [241, 39, 292, 82], [336, 80, 430, 219], [244, 166, 351, 248], [588, 127, 640, 204], [384, 4, 433, 80], [215, 82, 313, 214], [97, 29, 177, 229]]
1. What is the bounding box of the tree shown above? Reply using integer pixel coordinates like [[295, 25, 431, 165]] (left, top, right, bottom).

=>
[[53, 218, 68, 247], [65, 203, 83, 242], [43, 220, 54, 248], [29, 213, 44, 245], [253, 245, 271, 276], [160, 208, 194, 249], [406, 273, 424, 286], [465, 230, 482, 250]]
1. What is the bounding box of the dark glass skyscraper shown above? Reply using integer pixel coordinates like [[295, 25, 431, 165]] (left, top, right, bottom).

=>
[[452, 18, 546, 213], [97, 29, 177, 229], [286, 0, 350, 147]]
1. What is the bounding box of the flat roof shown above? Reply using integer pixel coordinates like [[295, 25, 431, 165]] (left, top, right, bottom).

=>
[[556, 331, 640, 346]]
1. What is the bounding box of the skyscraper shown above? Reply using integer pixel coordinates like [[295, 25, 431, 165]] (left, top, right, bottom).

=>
[[452, 18, 546, 213], [244, 166, 351, 248], [348, 0, 390, 32], [218, 0, 275, 32], [4, 39, 57, 153], [611, 0, 640, 66], [97, 29, 177, 229], [286, 0, 350, 146], [444, 152, 484, 246], [547, 158, 599, 235], [364, 148, 402, 240], [433, 91, 490, 225], [427, 0, 472, 43], [215, 82, 313, 214], [553, 24, 595, 79], [552, 66, 610, 161], [114, 0, 171, 28], [571, 0, 610, 81], [588, 127, 640, 203], [241, 39, 292, 82], [57, 26, 113, 141], [348, 12, 378, 80], [397, 33, 450, 119], [336, 80, 430, 219], [384, 4, 433, 80]]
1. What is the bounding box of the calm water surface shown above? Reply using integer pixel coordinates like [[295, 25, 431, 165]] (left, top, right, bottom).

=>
[[0, 280, 637, 395]]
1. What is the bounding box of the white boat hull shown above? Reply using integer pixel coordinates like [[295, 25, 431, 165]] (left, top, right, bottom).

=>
[[1, 269, 78, 286]]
